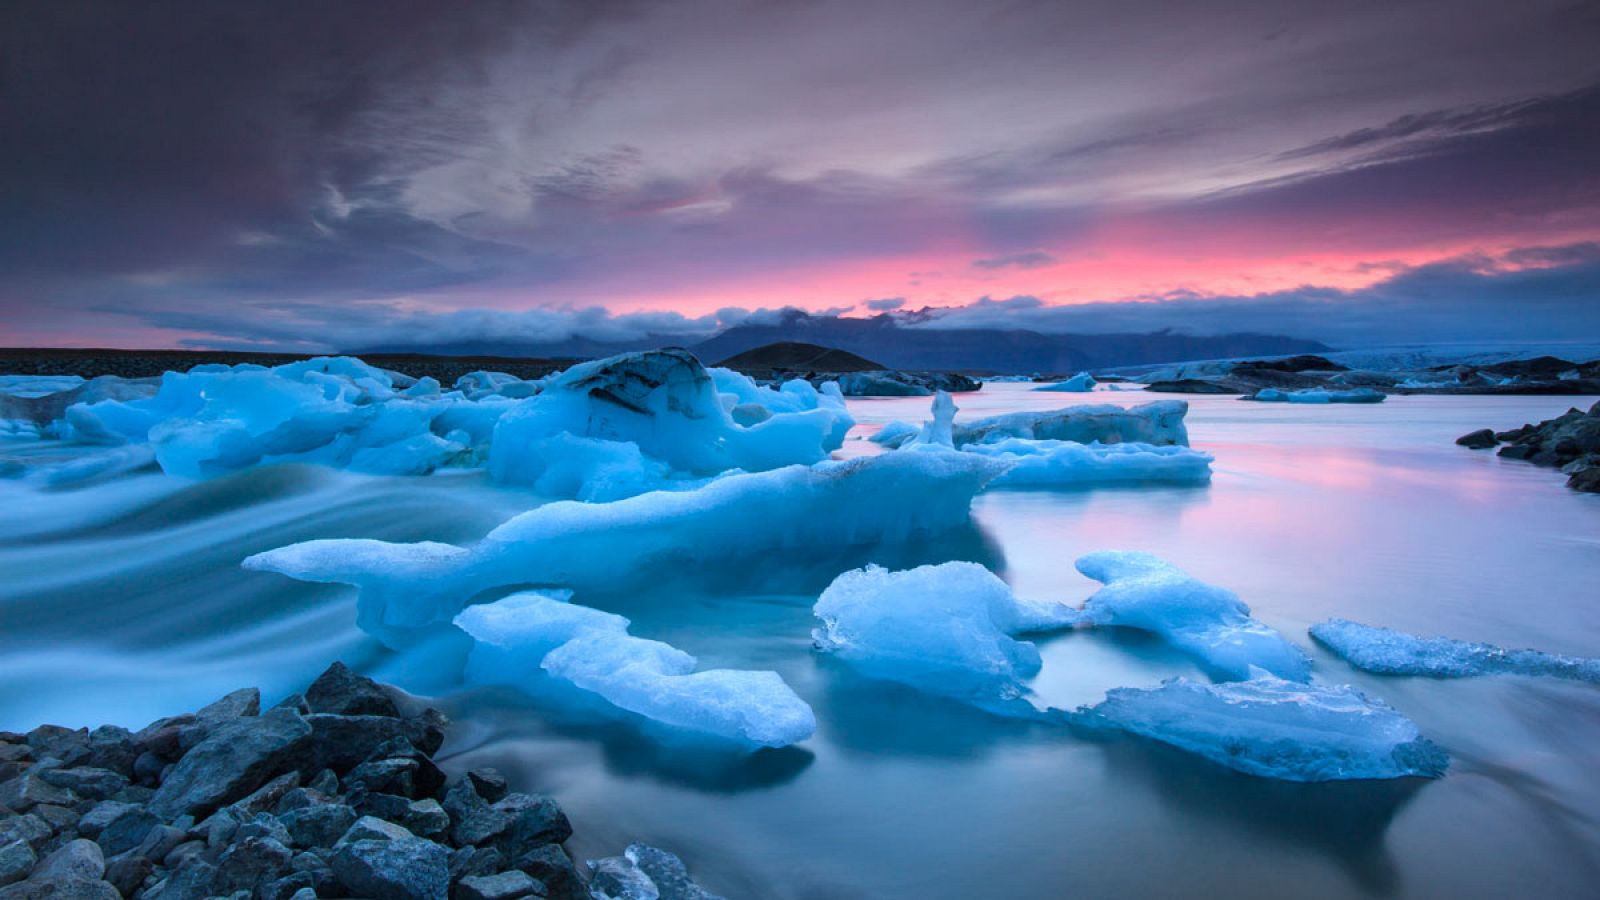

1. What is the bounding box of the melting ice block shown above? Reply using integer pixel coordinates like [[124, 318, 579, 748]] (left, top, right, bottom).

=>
[[868, 399, 1190, 449], [966, 440, 1213, 487], [812, 562, 1076, 710], [1311, 619, 1600, 683], [456, 592, 815, 748], [1083, 674, 1448, 781], [1033, 372, 1097, 392], [1247, 387, 1386, 404], [247, 450, 1010, 646], [1073, 552, 1310, 681]]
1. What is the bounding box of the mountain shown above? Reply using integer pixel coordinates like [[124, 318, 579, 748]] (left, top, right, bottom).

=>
[[353, 311, 1329, 374], [714, 342, 884, 373]]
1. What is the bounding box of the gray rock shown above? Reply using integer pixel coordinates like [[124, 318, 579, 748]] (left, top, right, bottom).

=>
[[148, 708, 311, 820], [278, 804, 355, 849], [0, 840, 35, 887], [160, 841, 205, 869], [304, 663, 401, 718], [74, 804, 139, 840], [306, 770, 338, 796], [132, 825, 185, 864], [329, 835, 449, 900], [227, 772, 301, 818], [514, 845, 585, 900], [0, 816, 52, 850], [491, 795, 571, 860], [130, 753, 164, 788], [24, 729, 89, 768], [102, 854, 151, 898], [302, 712, 445, 774], [448, 846, 503, 881], [466, 769, 509, 804], [83, 729, 137, 778], [400, 799, 450, 840], [194, 689, 260, 724], [27, 808, 76, 835], [93, 807, 158, 857], [210, 837, 293, 895], [443, 781, 508, 848], [234, 812, 292, 847], [0, 877, 120, 900], [455, 870, 544, 900], [33, 840, 105, 882], [0, 775, 74, 812], [335, 815, 412, 846]]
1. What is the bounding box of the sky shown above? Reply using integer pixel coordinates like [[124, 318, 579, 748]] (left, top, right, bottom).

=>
[[3, 0, 1599, 351]]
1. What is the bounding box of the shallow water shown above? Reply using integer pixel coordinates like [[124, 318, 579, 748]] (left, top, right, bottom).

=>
[[3, 384, 1599, 898]]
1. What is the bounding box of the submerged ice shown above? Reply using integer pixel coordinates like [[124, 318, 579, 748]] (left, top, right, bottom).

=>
[[455, 592, 815, 748], [1083, 674, 1448, 781], [1073, 552, 1310, 681], [247, 449, 1010, 646], [966, 440, 1213, 487], [1311, 619, 1600, 683], [812, 562, 1076, 710], [1247, 387, 1386, 404]]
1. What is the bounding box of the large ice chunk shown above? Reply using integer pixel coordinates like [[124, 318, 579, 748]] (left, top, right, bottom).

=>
[[1310, 619, 1600, 682], [1033, 372, 1097, 392], [812, 562, 1076, 710], [488, 349, 853, 494], [1073, 552, 1310, 681], [246, 450, 1011, 646], [965, 440, 1213, 487], [1082, 674, 1448, 781], [1246, 387, 1386, 404], [455, 592, 815, 748], [874, 400, 1190, 449]]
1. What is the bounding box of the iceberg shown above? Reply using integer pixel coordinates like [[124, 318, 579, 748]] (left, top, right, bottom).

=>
[[1246, 387, 1386, 404], [966, 440, 1213, 488], [1033, 372, 1097, 392], [812, 562, 1076, 710], [868, 420, 919, 446], [1073, 552, 1310, 681], [869, 399, 1191, 449], [1082, 674, 1448, 781], [1310, 619, 1600, 683], [588, 843, 726, 900], [456, 592, 815, 748], [246, 450, 1010, 646]]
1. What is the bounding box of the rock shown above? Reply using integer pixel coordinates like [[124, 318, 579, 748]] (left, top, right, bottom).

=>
[[1456, 428, 1498, 449], [73, 803, 138, 840], [443, 781, 509, 848], [305, 663, 401, 718], [194, 689, 260, 724], [33, 840, 105, 882], [227, 772, 301, 818], [102, 854, 151, 898], [83, 730, 137, 778], [303, 714, 443, 773], [278, 804, 356, 849], [132, 825, 185, 863], [93, 806, 158, 856], [24, 729, 89, 768], [147, 708, 311, 820], [335, 815, 413, 846], [1569, 465, 1600, 493], [1498, 444, 1536, 460], [160, 841, 205, 869], [455, 870, 544, 900], [39, 768, 125, 801], [210, 837, 293, 895], [0, 816, 52, 850], [234, 811, 293, 847], [329, 834, 450, 900], [586, 844, 723, 900], [306, 770, 338, 796], [513, 845, 585, 900], [0, 841, 35, 887], [0, 878, 120, 900], [448, 846, 503, 882], [130, 754, 164, 788], [0, 774, 74, 812], [491, 795, 571, 860], [466, 770, 509, 804], [27, 807, 76, 835]]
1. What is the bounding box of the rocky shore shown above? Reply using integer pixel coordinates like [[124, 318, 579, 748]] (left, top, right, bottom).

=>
[[0, 664, 719, 900], [1145, 354, 1600, 396], [1457, 400, 1600, 493]]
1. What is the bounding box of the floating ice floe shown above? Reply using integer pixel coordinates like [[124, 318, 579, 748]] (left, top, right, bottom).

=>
[[812, 562, 1076, 711], [868, 420, 920, 446], [1081, 674, 1449, 781], [966, 440, 1213, 488], [455, 592, 815, 748], [1310, 619, 1600, 683], [1073, 552, 1310, 681], [588, 843, 726, 900], [246, 449, 1010, 646], [1033, 372, 1097, 392], [2, 350, 856, 495], [870, 399, 1191, 449], [1246, 387, 1386, 404], [0, 375, 87, 399]]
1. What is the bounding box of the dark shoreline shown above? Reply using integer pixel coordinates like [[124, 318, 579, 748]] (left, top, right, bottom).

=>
[[0, 349, 575, 384]]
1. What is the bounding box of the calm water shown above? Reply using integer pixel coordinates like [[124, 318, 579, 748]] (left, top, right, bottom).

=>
[[3, 385, 1599, 898]]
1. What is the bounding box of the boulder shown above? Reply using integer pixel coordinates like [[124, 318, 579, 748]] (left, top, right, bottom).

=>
[[0, 841, 34, 887], [455, 870, 545, 900], [147, 708, 311, 820], [1455, 428, 1497, 449], [514, 845, 585, 900], [329, 833, 449, 900], [491, 794, 571, 860], [305, 663, 401, 718]]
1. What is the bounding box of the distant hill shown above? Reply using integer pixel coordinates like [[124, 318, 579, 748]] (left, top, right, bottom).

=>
[[352, 310, 1330, 374], [715, 341, 884, 373]]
